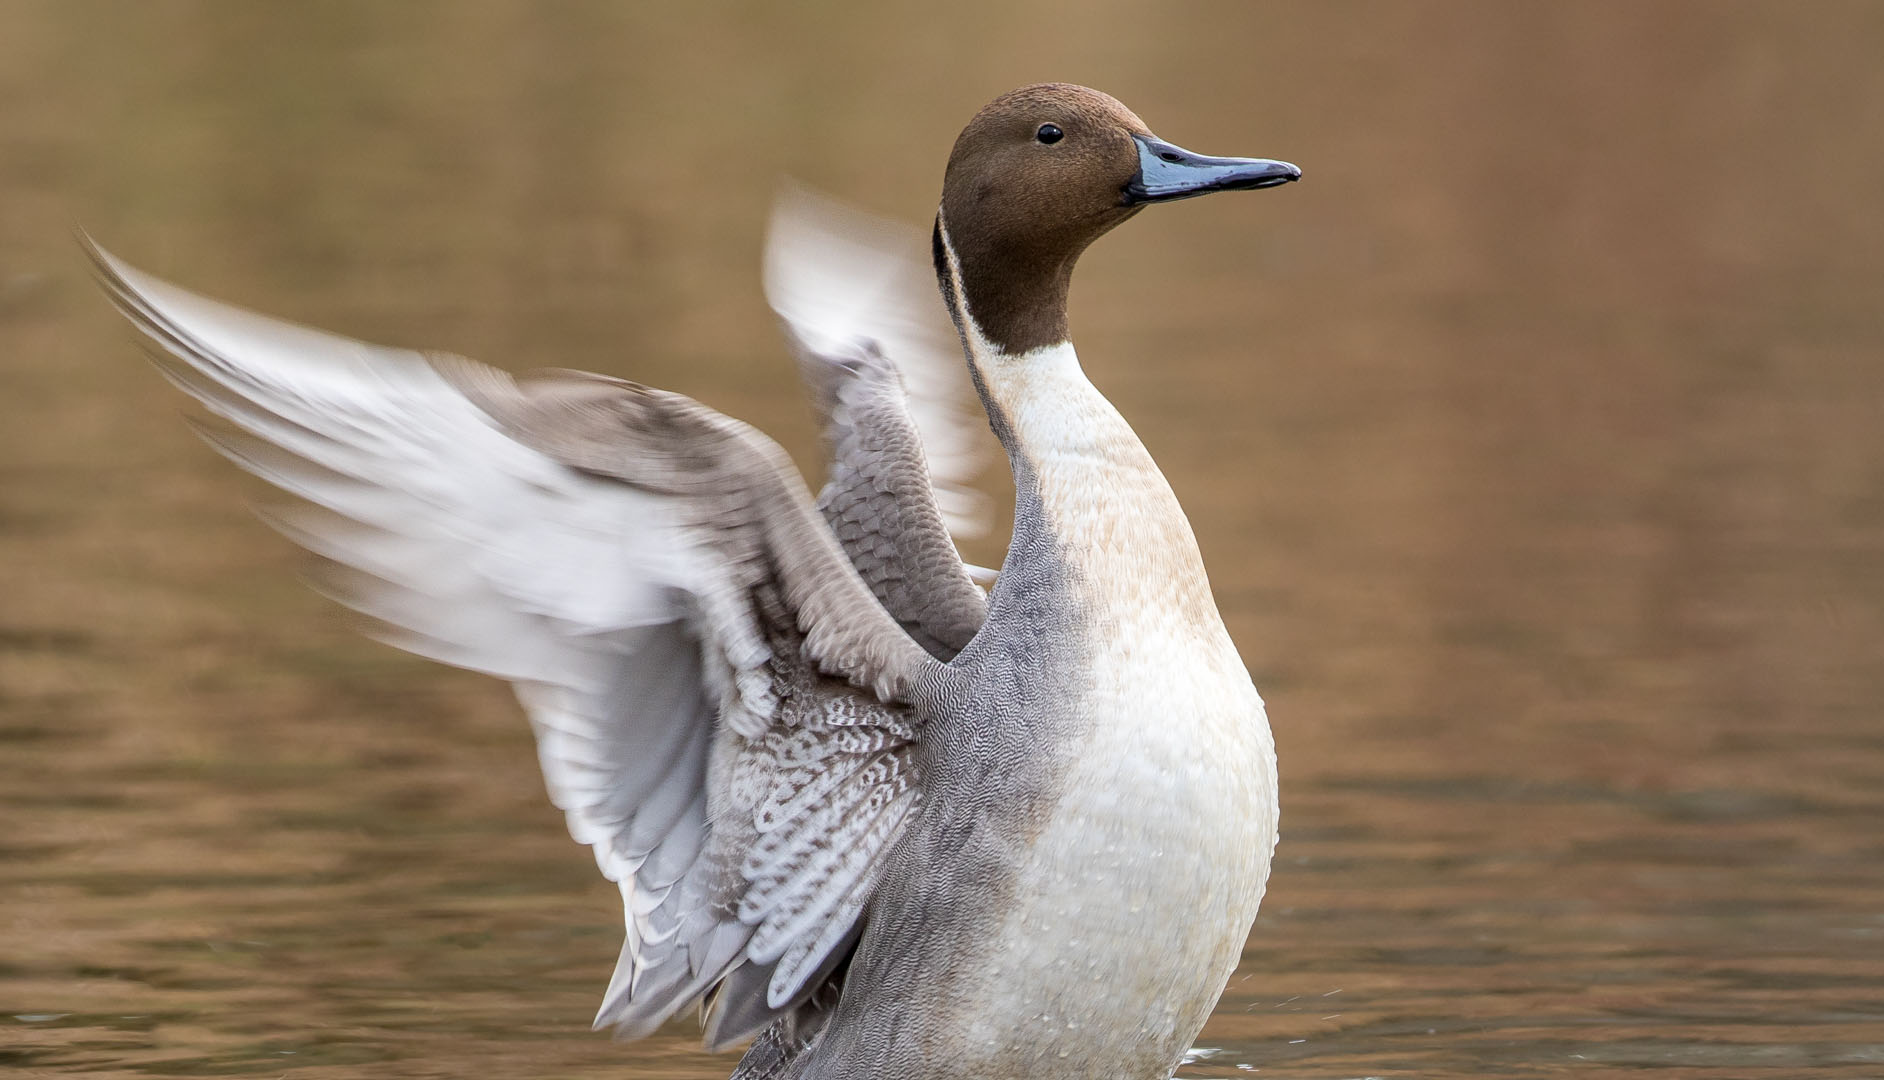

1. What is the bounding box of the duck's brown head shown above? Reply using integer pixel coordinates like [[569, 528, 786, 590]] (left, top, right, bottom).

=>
[[935, 83, 1298, 356]]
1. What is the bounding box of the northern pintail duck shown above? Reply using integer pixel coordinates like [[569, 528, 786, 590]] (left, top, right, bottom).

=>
[[93, 83, 1298, 1080]]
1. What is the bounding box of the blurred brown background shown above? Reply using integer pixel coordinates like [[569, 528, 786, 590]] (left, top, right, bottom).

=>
[[3, 2, 1882, 1077]]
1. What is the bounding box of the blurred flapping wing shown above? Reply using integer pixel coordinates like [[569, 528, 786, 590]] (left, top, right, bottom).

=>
[[90, 241, 934, 1048], [765, 187, 992, 657]]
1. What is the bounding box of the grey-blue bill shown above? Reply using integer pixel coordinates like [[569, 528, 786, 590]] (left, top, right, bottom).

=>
[[1122, 135, 1300, 204]]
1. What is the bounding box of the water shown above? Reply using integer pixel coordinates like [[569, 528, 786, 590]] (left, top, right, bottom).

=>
[[5, 2, 1884, 1076]]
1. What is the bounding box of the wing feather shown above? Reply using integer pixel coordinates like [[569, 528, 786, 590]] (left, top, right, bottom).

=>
[[90, 238, 942, 1050], [765, 185, 987, 535], [766, 188, 992, 658]]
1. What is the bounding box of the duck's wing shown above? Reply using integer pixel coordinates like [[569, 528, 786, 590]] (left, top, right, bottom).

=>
[[91, 243, 939, 1048], [764, 188, 991, 659]]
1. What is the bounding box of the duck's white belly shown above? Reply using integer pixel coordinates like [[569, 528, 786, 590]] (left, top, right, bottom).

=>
[[930, 339, 1279, 1077], [952, 625, 1278, 1077]]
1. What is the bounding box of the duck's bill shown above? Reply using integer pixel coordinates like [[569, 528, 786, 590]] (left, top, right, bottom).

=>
[[1122, 135, 1301, 205]]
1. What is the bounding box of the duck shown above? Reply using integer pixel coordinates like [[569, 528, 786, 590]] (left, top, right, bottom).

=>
[[92, 82, 1298, 1080]]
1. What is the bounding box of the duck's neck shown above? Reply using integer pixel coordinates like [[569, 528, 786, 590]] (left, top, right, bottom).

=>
[[933, 216, 1218, 625], [933, 214, 1139, 473]]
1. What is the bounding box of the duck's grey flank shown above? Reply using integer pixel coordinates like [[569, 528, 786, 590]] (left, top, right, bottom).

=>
[[97, 81, 1297, 1080]]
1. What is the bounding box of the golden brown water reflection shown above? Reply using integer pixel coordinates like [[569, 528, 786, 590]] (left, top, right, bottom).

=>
[[5, 2, 1884, 1076]]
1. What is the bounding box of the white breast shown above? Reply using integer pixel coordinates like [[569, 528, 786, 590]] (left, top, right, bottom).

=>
[[947, 342, 1279, 1076]]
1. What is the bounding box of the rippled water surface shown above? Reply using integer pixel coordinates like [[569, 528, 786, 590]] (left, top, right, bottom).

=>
[[5, 3, 1884, 1077]]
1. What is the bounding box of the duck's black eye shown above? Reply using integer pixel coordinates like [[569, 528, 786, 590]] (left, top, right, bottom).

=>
[[1036, 123, 1064, 145]]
